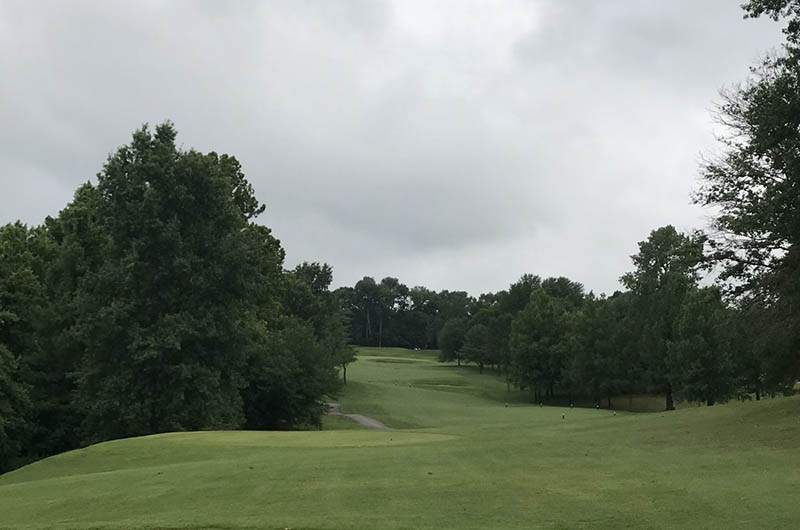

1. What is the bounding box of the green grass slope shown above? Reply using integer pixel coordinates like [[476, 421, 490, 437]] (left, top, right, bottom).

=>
[[1, 347, 798, 530]]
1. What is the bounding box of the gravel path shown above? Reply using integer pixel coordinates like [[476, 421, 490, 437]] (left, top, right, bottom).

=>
[[325, 403, 391, 430]]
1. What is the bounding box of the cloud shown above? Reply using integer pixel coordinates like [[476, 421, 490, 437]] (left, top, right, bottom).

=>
[[0, 0, 784, 296]]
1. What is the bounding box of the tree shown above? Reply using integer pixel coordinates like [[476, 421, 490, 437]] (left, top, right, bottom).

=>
[[434, 290, 473, 334], [408, 286, 439, 348], [0, 341, 29, 473], [621, 226, 704, 411], [502, 274, 541, 313], [695, 11, 800, 386], [470, 305, 511, 375], [337, 345, 357, 385], [25, 185, 108, 457], [281, 262, 353, 388], [705, 0, 800, 386], [743, 1, 800, 43], [0, 222, 44, 470], [438, 318, 467, 366], [352, 277, 380, 345], [462, 324, 491, 373], [606, 291, 647, 405], [667, 288, 736, 406], [242, 317, 338, 429], [375, 277, 409, 348], [488, 311, 513, 388], [74, 123, 278, 440], [541, 277, 585, 310], [568, 295, 625, 408], [509, 289, 570, 402]]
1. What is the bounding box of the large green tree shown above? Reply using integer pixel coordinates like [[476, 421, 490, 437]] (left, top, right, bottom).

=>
[[667, 288, 737, 406], [74, 123, 278, 440], [438, 318, 467, 366], [0, 340, 29, 473], [242, 317, 337, 429], [509, 289, 571, 402], [568, 295, 625, 408], [0, 224, 39, 471], [697, 4, 800, 386], [621, 226, 704, 410], [462, 323, 491, 373], [23, 185, 109, 458], [281, 262, 353, 388]]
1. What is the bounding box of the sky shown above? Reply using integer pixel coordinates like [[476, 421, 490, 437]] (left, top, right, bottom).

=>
[[0, 1, 785, 297]]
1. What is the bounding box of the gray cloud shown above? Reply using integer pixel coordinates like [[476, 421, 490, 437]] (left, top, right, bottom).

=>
[[0, 0, 784, 296]]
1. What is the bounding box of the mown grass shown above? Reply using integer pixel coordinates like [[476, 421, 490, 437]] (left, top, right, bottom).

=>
[[1, 347, 798, 530]]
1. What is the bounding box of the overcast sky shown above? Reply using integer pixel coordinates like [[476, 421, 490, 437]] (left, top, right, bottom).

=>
[[0, 1, 784, 296]]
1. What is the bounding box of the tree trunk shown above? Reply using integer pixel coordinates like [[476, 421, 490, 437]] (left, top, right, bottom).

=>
[[607, 394, 612, 409], [755, 388, 760, 401], [665, 385, 675, 411], [478, 362, 484, 374], [378, 316, 383, 348], [342, 364, 347, 385]]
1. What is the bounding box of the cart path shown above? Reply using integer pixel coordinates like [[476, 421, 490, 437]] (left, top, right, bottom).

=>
[[325, 403, 391, 430]]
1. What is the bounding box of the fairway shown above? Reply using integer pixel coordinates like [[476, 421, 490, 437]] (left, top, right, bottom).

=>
[[1, 347, 798, 530]]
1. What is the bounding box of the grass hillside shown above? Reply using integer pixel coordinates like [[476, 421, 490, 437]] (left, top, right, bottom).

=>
[[1, 347, 798, 530]]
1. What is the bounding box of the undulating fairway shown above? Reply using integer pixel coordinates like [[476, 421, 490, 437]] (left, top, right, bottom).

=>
[[1, 347, 798, 529]]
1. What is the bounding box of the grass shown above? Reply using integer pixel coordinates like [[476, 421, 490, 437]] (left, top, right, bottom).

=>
[[1, 347, 798, 529]]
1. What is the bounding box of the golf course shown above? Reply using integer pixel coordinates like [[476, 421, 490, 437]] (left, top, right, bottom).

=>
[[1, 346, 797, 530]]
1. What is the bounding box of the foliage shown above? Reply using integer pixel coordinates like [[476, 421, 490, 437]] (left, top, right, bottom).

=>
[[509, 289, 571, 401], [242, 317, 337, 429], [72, 123, 268, 440], [0, 124, 347, 471], [437, 318, 467, 365], [667, 288, 737, 406], [0, 341, 29, 472], [743, 0, 800, 42], [462, 323, 491, 373], [621, 226, 704, 409], [568, 295, 626, 406], [697, 5, 800, 387], [0, 222, 41, 470]]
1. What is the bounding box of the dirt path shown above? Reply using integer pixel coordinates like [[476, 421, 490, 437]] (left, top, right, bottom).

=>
[[325, 403, 390, 430]]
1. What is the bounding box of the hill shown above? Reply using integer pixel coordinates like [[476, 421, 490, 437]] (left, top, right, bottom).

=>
[[1, 347, 798, 529]]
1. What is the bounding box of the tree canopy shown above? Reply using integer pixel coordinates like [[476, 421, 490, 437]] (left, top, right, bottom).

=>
[[0, 124, 351, 472]]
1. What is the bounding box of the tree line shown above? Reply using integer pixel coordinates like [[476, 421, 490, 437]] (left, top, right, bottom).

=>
[[336, 227, 763, 411], [0, 124, 354, 472], [336, 220, 795, 411]]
